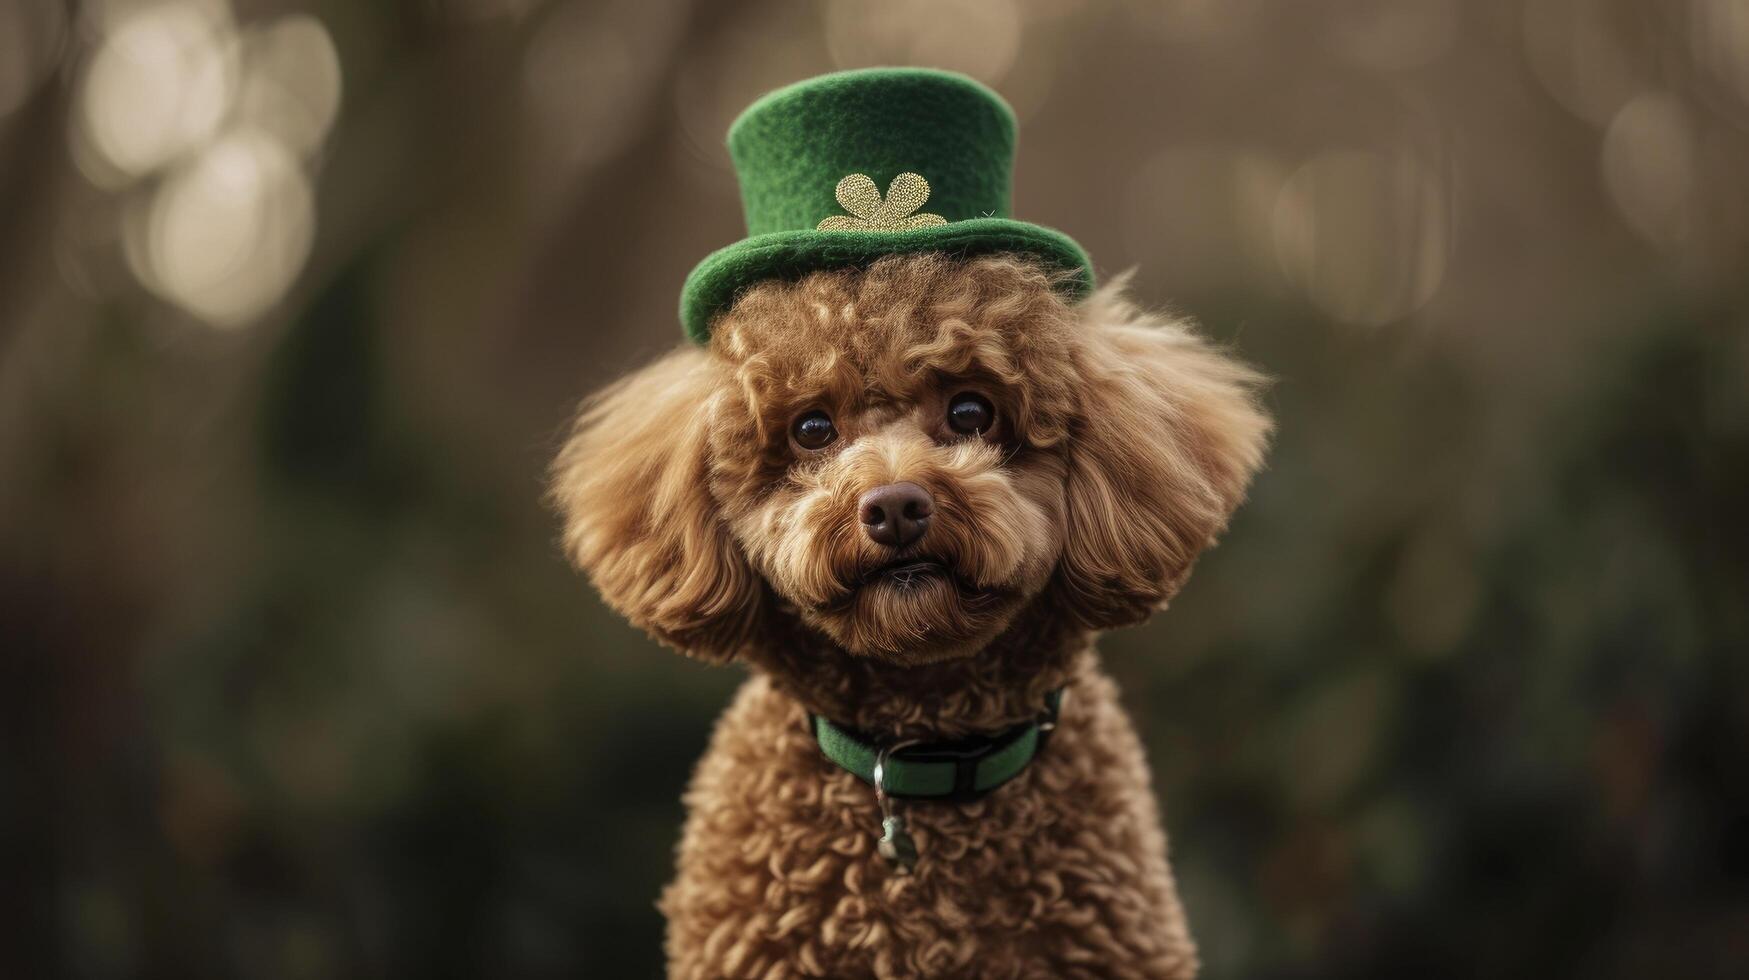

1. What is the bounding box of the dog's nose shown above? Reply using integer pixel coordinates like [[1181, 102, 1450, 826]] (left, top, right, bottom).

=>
[[858, 482, 933, 549]]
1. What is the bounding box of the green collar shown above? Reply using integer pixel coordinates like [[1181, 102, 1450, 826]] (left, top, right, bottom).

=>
[[809, 689, 1065, 801]]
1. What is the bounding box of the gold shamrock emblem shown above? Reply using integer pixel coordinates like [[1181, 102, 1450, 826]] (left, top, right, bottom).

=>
[[816, 172, 949, 231]]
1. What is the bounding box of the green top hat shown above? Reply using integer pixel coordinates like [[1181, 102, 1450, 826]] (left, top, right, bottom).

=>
[[679, 68, 1095, 343]]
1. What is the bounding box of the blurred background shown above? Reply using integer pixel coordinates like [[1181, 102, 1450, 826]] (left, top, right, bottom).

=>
[[3, 0, 1746, 976]]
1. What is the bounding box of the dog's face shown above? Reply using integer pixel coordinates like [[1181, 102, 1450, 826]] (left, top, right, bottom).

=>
[[552, 255, 1269, 666], [702, 259, 1078, 663]]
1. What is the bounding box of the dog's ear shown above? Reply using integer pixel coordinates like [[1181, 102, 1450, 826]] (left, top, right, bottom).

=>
[[550, 347, 761, 663], [1052, 289, 1272, 629]]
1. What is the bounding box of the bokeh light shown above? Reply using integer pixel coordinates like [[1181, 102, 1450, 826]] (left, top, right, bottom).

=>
[[68, 1, 340, 328], [521, 0, 680, 199], [234, 15, 342, 156], [75, 0, 239, 185], [1522, 0, 1648, 126], [1322, 0, 1458, 72], [1601, 92, 1696, 251], [1272, 149, 1450, 327], [1125, 0, 1261, 42], [1123, 145, 1282, 294], [130, 128, 315, 325], [1689, 0, 1749, 107], [826, 0, 1023, 85]]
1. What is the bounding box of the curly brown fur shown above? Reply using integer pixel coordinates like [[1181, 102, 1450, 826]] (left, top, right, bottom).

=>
[[551, 254, 1271, 978]]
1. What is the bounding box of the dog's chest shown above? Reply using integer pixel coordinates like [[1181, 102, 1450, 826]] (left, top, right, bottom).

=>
[[660, 672, 1198, 979]]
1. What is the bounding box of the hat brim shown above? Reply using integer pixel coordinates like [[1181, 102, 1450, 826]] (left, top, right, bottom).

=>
[[679, 218, 1094, 343]]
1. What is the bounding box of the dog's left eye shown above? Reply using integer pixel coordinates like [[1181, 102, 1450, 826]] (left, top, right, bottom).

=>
[[947, 393, 995, 435]]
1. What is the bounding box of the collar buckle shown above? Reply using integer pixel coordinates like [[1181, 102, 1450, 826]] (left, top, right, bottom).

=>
[[809, 686, 1067, 803]]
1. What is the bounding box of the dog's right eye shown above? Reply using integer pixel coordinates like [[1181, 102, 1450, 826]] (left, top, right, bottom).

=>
[[791, 411, 837, 450]]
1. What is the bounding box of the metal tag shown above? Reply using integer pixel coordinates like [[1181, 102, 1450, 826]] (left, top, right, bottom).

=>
[[872, 747, 920, 873], [877, 814, 919, 873]]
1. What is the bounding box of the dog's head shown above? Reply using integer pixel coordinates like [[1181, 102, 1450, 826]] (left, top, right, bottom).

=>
[[552, 254, 1270, 665]]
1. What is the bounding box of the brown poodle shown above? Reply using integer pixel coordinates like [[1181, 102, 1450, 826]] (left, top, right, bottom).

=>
[[552, 253, 1270, 978]]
